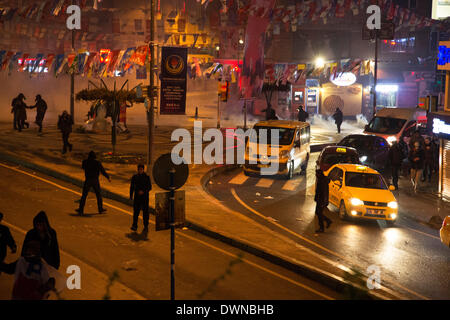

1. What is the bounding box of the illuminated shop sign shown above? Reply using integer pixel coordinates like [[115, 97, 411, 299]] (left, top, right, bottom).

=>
[[429, 113, 450, 139], [330, 72, 356, 86], [438, 41, 450, 71]]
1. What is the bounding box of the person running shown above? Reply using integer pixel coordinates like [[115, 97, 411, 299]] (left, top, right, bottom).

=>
[[76, 151, 111, 215], [332, 107, 343, 134], [129, 164, 152, 233], [28, 95, 48, 133]]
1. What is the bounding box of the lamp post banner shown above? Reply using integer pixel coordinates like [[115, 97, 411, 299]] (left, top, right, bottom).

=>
[[160, 46, 188, 115]]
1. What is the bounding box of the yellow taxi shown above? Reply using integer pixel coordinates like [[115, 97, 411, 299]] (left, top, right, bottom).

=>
[[324, 164, 398, 226]]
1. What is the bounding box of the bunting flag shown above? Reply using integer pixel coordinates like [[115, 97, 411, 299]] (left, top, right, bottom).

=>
[[2, 51, 14, 70], [83, 52, 97, 76], [129, 45, 148, 66], [54, 54, 66, 76], [107, 50, 121, 75], [45, 54, 55, 70]]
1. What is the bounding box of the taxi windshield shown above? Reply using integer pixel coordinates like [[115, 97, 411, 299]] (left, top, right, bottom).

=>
[[250, 126, 295, 145], [345, 172, 387, 190], [322, 152, 359, 167]]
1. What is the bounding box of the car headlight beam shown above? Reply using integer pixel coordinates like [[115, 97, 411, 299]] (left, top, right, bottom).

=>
[[350, 198, 364, 206], [388, 201, 398, 209]]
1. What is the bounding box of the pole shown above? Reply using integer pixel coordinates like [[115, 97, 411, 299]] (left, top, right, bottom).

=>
[[70, 0, 75, 118], [147, 0, 156, 173], [372, 30, 379, 117], [217, 91, 221, 129], [243, 100, 247, 130], [169, 168, 176, 300]]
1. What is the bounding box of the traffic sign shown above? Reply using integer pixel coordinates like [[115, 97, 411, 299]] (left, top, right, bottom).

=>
[[152, 153, 189, 191]]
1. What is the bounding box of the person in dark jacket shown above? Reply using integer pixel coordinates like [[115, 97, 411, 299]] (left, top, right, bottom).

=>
[[388, 141, 404, 190], [28, 95, 47, 133], [422, 137, 434, 183], [408, 142, 425, 192], [314, 168, 332, 233], [11, 93, 29, 131], [57, 111, 73, 154], [408, 130, 425, 151], [21, 211, 60, 270], [0, 212, 17, 264], [129, 164, 152, 232], [76, 151, 111, 215], [297, 105, 309, 122], [332, 107, 343, 133]]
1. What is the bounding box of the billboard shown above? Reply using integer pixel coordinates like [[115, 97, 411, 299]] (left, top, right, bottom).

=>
[[432, 0, 450, 20]]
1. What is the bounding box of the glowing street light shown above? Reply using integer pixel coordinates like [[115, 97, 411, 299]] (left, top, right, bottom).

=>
[[315, 57, 325, 68]]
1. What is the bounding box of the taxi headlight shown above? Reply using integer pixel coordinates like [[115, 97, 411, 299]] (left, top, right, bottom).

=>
[[388, 201, 398, 209], [350, 198, 364, 206], [279, 150, 290, 159]]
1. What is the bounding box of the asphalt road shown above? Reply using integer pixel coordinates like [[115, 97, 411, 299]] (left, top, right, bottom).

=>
[[0, 161, 342, 300], [206, 154, 450, 300]]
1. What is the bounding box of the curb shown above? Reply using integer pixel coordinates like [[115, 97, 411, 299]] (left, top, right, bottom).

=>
[[0, 151, 388, 300]]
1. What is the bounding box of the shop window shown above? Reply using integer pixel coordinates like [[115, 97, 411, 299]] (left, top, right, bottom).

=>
[[376, 91, 397, 107], [381, 37, 415, 53]]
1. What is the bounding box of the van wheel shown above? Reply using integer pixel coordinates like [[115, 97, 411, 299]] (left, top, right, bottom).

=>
[[244, 170, 250, 177], [301, 153, 309, 173], [339, 201, 348, 220], [286, 161, 294, 180]]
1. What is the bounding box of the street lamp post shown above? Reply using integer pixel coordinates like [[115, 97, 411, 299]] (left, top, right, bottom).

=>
[[70, 0, 75, 119], [373, 30, 379, 117], [147, 0, 156, 173]]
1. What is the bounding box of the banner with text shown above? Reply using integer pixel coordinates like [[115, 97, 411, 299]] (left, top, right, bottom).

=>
[[160, 46, 188, 115]]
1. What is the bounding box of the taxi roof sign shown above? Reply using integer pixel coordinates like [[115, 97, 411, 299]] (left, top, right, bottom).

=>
[[336, 148, 347, 153], [356, 166, 368, 171]]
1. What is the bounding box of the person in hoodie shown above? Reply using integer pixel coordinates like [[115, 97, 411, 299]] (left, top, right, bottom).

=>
[[21, 211, 60, 270], [76, 151, 111, 215], [1, 240, 55, 300]]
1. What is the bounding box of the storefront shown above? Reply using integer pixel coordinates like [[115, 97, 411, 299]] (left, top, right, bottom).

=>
[[428, 40, 450, 199], [428, 113, 450, 199]]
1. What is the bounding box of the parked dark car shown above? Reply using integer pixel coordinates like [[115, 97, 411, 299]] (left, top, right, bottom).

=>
[[316, 146, 360, 172], [338, 134, 390, 172]]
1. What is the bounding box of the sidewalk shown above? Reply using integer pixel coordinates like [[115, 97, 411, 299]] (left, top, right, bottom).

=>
[[0, 121, 416, 300]]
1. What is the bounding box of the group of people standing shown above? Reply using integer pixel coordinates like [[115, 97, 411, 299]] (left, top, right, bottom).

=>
[[11, 93, 47, 133], [11, 93, 74, 155], [0, 210, 60, 300], [388, 130, 438, 192]]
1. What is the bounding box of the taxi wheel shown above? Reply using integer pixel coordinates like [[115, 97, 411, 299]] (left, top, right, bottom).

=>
[[285, 161, 294, 180], [339, 201, 348, 220], [244, 170, 250, 177]]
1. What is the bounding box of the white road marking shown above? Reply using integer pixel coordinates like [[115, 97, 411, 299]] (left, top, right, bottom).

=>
[[228, 172, 249, 185], [282, 177, 304, 191], [255, 178, 275, 188]]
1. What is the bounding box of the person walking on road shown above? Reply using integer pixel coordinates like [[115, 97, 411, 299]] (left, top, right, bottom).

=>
[[29, 95, 48, 133], [11, 93, 29, 131], [22, 211, 60, 270], [57, 110, 73, 154], [129, 164, 152, 233], [76, 151, 111, 215], [0, 212, 17, 265], [408, 142, 425, 192], [314, 168, 332, 233], [422, 137, 435, 183], [388, 141, 404, 190], [332, 107, 343, 134], [297, 105, 309, 122]]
